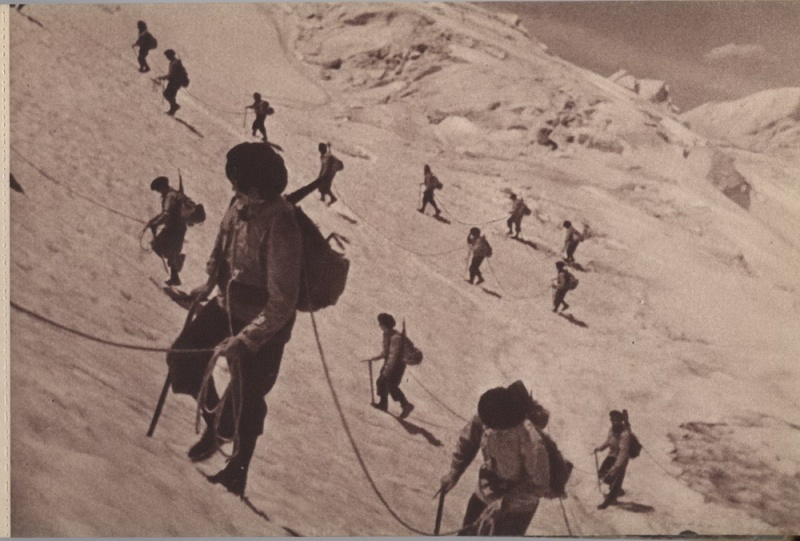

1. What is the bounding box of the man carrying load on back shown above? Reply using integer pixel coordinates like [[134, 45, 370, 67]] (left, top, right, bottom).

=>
[[551, 261, 577, 313], [439, 385, 551, 536], [131, 20, 157, 73], [145, 176, 187, 286], [166, 143, 302, 497], [156, 49, 189, 116], [364, 313, 415, 418]]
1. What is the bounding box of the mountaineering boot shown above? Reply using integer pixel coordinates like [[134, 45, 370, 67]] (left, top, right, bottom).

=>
[[208, 434, 257, 496], [399, 402, 415, 419], [188, 426, 220, 462], [165, 271, 181, 287], [371, 401, 388, 412], [560, 302, 569, 312], [475, 276, 485, 286], [167, 104, 181, 116], [208, 462, 248, 496]]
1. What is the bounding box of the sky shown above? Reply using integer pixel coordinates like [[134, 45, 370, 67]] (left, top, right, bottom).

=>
[[481, 1, 800, 111]]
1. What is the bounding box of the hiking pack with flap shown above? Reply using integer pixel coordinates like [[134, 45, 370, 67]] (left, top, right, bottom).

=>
[[401, 335, 423, 365], [623, 409, 642, 459], [293, 207, 349, 312], [175, 60, 190, 88], [177, 177, 205, 226], [145, 33, 157, 50]]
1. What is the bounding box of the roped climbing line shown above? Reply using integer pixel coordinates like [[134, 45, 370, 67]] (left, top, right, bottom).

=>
[[307, 305, 483, 536], [11, 146, 148, 225], [334, 187, 463, 258], [484, 258, 549, 301], [10, 300, 213, 354], [408, 371, 470, 423], [436, 196, 507, 227]]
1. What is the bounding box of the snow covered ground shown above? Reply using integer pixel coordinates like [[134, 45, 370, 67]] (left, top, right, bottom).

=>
[[7, 3, 800, 536]]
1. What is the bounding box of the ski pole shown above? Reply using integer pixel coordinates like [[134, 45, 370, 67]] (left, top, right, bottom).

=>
[[147, 299, 201, 437], [243, 109, 247, 129], [434, 490, 446, 535]]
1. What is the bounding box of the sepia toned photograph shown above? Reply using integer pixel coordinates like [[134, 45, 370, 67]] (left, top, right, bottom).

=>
[[5, 0, 800, 536]]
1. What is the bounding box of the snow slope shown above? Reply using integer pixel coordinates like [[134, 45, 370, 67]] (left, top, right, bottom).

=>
[[8, 3, 800, 536], [682, 87, 800, 155]]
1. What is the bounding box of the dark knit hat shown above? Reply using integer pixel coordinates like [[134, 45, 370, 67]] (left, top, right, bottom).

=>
[[478, 387, 525, 430], [377, 313, 396, 329], [150, 176, 169, 191], [225, 142, 287, 200], [470, 227, 481, 236]]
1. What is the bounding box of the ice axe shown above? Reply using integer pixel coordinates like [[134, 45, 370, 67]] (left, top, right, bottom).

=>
[[593, 450, 603, 495], [360, 358, 376, 404]]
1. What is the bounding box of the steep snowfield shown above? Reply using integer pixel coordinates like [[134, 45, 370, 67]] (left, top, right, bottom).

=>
[[8, 3, 800, 536], [682, 87, 800, 155]]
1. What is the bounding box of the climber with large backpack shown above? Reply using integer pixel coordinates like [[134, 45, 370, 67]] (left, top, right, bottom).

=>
[[466, 227, 492, 286], [552, 261, 578, 313], [363, 313, 416, 419], [439, 385, 552, 536], [593, 409, 640, 509], [156, 49, 189, 116], [131, 20, 157, 73], [144, 175, 191, 286], [163, 143, 307, 497]]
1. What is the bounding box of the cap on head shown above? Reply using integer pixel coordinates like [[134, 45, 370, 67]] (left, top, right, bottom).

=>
[[510, 193, 517, 200], [470, 227, 481, 236], [225, 142, 287, 200], [424, 164, 431, 173], [556, 261, 566, 270], [478, 387, 525, 430], [609, 410, 625, 422], [318, 142, 328, 154], [253, 92, 261, 100], [137, 20, 147, 31], [377, 313, 396, 329], [164, 49, 176, 59], [150, 176, 169, 191], [563, 220, 572, 228]]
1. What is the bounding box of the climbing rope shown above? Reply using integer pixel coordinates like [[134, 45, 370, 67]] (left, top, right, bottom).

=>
[[11, 146, 148, 225], [10, 300, 213, 354], [333, 187, 463, 258], [408, 371, 470, 423], [436, 196, 507, 227]]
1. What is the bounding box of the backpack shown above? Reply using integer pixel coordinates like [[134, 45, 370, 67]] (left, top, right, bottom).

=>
[[175, 60, 190, 88], [622, 410, 642, 459], [402, 336, 423, 365], [176, 178, 205, 226], [294, 207, 350, 312], [145, 33, 158, 50], [174, 192, 205, 226], [565, 271, 579, 290], [629, 432, 642, 459], [533, 427, 574, 499]]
